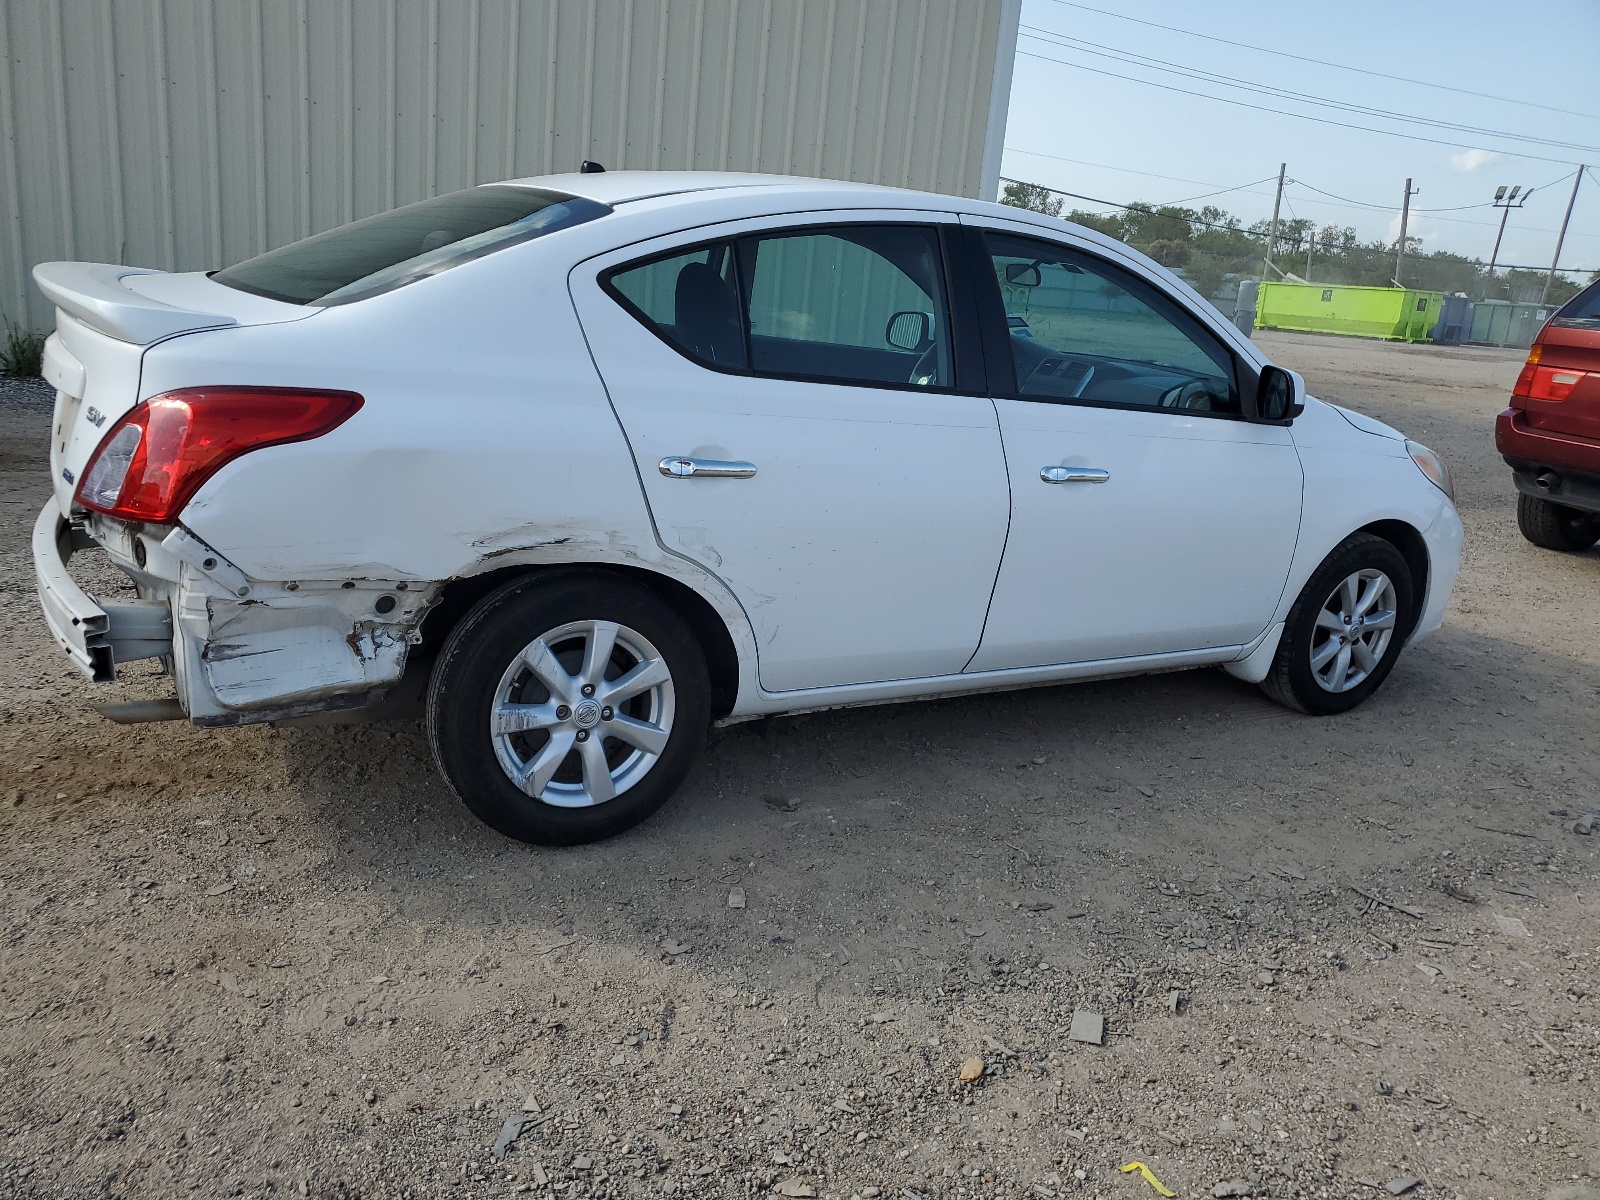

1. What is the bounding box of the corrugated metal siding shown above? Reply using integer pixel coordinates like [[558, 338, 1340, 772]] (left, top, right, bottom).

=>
[[0, 0, 1011, 330]]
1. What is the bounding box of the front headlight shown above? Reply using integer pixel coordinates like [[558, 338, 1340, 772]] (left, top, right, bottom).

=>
[[1406, 440, 1454, 501]]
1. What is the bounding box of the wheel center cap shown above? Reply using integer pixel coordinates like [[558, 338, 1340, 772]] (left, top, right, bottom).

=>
[[572, 699, 601, 729]]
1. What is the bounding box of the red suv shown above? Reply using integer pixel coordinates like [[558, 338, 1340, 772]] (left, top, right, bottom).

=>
[[1496, 279, 1600, 552]]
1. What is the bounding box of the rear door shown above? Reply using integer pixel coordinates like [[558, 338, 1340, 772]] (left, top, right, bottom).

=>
[[961, 219, 1304, 671], [570, 213, 1010, 693]]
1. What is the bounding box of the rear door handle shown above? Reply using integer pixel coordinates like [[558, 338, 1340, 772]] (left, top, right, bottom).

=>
[[660, 456, 757, 479], [1041, 465, 1109, 484]]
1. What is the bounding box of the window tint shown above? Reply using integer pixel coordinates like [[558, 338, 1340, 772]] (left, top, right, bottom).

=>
[[985, 232, 1237, 414], [1553, 279, 1600, 328], [609, 242, 747, 369], [740, 226, 952, 387], [604, 224, 954, 389], [215, 185, 609, 306]]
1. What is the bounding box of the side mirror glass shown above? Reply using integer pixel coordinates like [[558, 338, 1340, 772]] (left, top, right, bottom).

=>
[[885, 310, 933, 352], [1004, 262, 1042, 287], [1252, 365, 1305, 424]]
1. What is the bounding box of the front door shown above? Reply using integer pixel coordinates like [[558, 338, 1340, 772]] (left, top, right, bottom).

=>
[[571, 217, 1010, 693], [964, 222, 1304, 671]]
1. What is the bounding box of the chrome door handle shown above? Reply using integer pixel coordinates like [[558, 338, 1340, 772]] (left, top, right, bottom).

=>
[[659, 457, 757, 479], [1041, 465, 1109, 484]]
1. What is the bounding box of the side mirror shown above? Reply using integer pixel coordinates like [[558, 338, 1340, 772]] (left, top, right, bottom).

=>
[[1249, 365, 1305, 424], [1004, 262, 1042, 287], [885, 310, 934, 352]]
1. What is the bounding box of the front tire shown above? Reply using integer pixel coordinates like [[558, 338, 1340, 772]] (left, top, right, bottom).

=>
[[427, 571, 710, 845], [1517, 493, 1600, 552], [1260, 533, 1415, 716]]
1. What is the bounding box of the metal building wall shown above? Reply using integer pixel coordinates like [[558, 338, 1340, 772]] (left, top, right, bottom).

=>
[[0, 0, 1019, 331]]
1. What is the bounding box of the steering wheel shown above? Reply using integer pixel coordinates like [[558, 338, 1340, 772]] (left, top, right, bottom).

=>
[[909, 343, 940, 386], [1160, 378, 1214, 410]]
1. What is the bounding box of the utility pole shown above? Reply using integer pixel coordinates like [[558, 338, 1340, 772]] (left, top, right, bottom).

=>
[[1542, 166, 1586, 305], [1394, 178, 1418, 287], [1263, 162, 1286, 280], [1488, 184, 1530, 278]]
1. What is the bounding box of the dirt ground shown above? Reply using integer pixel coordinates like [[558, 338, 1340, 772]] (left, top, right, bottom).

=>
[[2, 330, 1597, 1200]]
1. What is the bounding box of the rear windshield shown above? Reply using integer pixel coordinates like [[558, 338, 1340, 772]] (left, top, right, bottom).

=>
[[1552, 279, 1600, 329], [214, 185, 609, 306]]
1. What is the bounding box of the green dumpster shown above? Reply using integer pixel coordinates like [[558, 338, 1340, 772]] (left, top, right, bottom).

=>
[[1467, 300, 1556, 349], [1256, 282, 1444, 343]]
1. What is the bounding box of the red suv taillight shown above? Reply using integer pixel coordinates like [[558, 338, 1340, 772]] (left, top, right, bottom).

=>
[[75, 386, 363, 523], [1513, 344, 1594, 403]]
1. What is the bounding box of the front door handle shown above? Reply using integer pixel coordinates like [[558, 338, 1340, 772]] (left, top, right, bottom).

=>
[[1041, 465, 1110, 484], [660, 457, 757, 479]]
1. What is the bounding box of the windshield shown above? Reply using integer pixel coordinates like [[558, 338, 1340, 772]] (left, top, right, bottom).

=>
[[214, 185, 609, 306]]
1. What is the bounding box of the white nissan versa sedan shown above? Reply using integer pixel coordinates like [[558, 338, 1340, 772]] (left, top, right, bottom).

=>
[[32, 171, 1462, 844]]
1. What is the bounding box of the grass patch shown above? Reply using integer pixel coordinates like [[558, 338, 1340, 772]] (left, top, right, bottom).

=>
[[2, 315, 45, 377]]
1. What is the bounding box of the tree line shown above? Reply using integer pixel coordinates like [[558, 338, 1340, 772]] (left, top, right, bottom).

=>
[[1001, 181, 1588, 310]]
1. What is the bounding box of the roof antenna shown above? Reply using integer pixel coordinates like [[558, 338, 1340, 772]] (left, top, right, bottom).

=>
[[579, 160, 606, 174]]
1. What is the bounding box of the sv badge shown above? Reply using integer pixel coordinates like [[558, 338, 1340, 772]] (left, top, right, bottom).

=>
[[84, 405, 107, 428]]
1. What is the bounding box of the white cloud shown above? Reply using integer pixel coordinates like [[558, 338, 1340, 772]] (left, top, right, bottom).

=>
[[1450, 148, 1498, 172], [1388, 214, 1437, 247]]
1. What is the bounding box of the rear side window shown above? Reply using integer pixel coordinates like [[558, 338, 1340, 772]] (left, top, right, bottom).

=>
[[607, 242, 747, 369], [1552, 280, 1600, 329], [215, 185, 609, 306], [603, 223, 953, 389]]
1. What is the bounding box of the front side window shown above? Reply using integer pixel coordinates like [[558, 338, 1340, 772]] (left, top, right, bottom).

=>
[[740, 226, 952, 387], [215, 185, 609, 306], [985, 232, 1237, 414], [604, 224, 953, 389]]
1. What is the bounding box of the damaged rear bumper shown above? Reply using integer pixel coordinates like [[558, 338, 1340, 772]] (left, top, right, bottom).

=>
[[32, 497, 172, 682], [34, 497, 438, 724]]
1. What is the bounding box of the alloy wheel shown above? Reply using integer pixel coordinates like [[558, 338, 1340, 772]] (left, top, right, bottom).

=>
[[489, 619, 675, 807], [1309, 569, 1398, 694]]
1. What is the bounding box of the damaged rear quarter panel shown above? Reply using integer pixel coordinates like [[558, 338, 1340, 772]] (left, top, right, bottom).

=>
[[136, 234, 761, 716], [155, 239, 659, 584]]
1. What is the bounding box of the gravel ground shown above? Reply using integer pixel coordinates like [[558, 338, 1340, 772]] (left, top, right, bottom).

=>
[[1, 332, 1597, 1200], [0, 374, 54, 411]]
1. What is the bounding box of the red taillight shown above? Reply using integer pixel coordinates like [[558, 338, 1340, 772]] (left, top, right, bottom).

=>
[[1513, 362, 1591, 403], [75, 386, 363, 523]]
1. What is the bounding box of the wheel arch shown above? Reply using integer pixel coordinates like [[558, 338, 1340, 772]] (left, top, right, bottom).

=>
[[417, 561, 741, 718], [1356, 518, 1429, 639]]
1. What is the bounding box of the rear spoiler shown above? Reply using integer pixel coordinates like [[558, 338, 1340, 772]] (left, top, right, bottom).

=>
[[32, 262, 237, 345]]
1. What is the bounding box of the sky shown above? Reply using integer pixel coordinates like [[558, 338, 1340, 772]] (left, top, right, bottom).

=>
[[999, 0, 1600, 277]]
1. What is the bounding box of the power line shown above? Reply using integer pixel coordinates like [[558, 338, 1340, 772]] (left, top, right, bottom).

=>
[[1003, 148, 1596, 237], [999, 175, 1273, 235], [1488, 263, 1597, 274], [1289, 171, 1578, 213], [1001, 174, 1599, 275], [1014, 47, 1591, 167], [1037, 0, 1600, 123], [1288, 177, 1497, 213], [999, 173, 1600, 250], [1003, 146, 1280, 194], [1164, 177, 1283, 206], [1018, 28, 1600, 156]]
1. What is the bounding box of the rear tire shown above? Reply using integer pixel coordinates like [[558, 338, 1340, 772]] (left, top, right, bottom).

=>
[[1517, 492, 1600, 552], [427, 571, 710, 846], [1260, 533, 1415, 716]]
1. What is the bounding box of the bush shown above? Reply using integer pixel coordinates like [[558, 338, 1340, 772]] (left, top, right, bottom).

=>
[[1, 315, 45, 377], [1144, 239, 1192, 269]]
